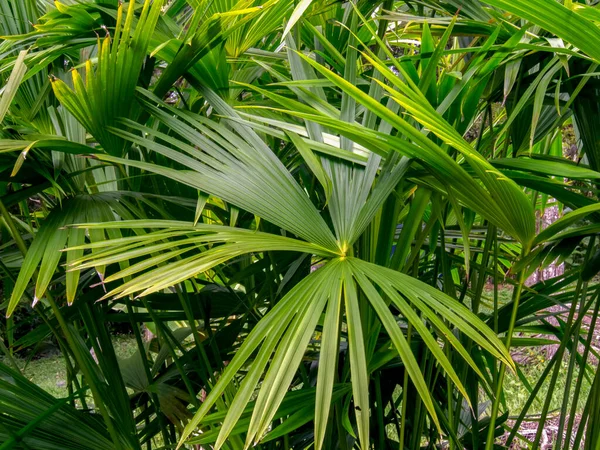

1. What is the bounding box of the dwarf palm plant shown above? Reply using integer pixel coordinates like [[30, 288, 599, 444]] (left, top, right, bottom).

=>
[[1, 1, 600, 449]]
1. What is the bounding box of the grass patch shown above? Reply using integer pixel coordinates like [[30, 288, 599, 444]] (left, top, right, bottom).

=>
[[4, 335, 139, 398], [505, 359, 591, 416]]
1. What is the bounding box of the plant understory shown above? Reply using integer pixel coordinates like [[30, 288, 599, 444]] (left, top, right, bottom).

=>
[[1, 1, 600, 449]]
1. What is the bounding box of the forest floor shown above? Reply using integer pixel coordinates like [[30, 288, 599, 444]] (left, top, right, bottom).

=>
[[11, 334, 138, 398]]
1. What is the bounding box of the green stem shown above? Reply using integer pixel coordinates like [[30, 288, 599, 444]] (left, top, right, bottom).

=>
[[0, 338, 20, 372], [140, 297, 198, 406], [0, 197, 124, 449], [399, 323, 413, 448], [46, 294, 125, 449], [0, 197, 28, 256], [505, 291, 597, 448], [564, 288, 600, 448], [531, 239, 596, 450], [125, 300, 170, 446], [484, 253, 528, 450], [375, 372, 385, 450], [555, 280, 589, 449]]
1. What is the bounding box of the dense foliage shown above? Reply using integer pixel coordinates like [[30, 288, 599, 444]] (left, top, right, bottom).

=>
[[1, 0, 600, 448]]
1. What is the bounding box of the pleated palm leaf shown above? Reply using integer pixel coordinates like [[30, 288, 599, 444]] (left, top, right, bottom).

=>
[[2, 1, 600, 449], [66, 85, 517, 448]]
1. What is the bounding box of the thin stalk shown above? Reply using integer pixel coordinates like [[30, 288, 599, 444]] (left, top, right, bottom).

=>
[[0, 197, 28, 256], [446, 324, 454, 450], [175, 287, 215, 384], [470, 222, 494, 445], [334, 401, 350, 450], [532, 239, 596, 450], [579, 366, 600, 449], [555, 280, 591, 449], [46, 294, 126, 448], [399, 322, 413, 448], [125, 299, 170, 446], [410, 352, 432, 449], [564, 288, 600, 448], [375, 372, 385, 450], [0, 197, 124, 448], [140, 297, 198, 407], [0, 286, 20, 372], [475, 105, 490, 151], [573, 390, 591, 450], [485, 251, 528, 450], [389, 394, 402, 444], [493, 232, 499, 336], [505, 291, 597, 448], [0, 338, 20, 372], [502, 69, 523, 158]]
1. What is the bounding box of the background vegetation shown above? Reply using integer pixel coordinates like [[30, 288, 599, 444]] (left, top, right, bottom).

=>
[[1, 0, 600, 449]]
